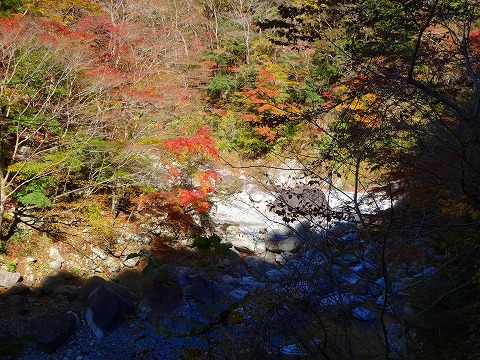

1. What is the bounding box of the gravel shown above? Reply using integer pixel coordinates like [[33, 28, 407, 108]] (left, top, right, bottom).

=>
[[16, 313, 208, 360]]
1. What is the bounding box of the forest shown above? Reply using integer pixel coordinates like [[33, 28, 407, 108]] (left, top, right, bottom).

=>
[[0, 0, 479, 359]]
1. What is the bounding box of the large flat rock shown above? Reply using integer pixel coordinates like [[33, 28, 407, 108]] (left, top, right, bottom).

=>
[[0, 270, 21, 288]]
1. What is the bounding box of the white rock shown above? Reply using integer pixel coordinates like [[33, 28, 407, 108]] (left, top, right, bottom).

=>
[[255, 241, 266, 254], [244, 184, 271, 203], [0, 270, 21, 287], [230, 234, 256, 254], [265, 236, 304, 253], [91, 247, 108, 260], [49, 260, 63, 271], [106, 257, 121, 273], [49, 246, 64, 263], [122, 256, 139, 268], [275, 252, 295, 266]]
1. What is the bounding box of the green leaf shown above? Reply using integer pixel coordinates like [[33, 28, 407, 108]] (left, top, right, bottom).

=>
[[17, 190, 52, 209]]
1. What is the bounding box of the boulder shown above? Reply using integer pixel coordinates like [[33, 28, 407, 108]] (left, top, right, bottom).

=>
[[5, 283, 29, 296], [265, 236, 304, 253], [18, 312, 79, 353], [139, 279, 184, 321], [141, 270, 228, 335], [0, 270, 21, 288], [39, 275, 65, 296], [81, 276, 134, 338], [275, 252, 296, 265], [53, 285, 79, 301], [177, 271, 228, 317], [48, 246, 64, 271], [243, 256, 272, 275], [229, 233, 257, 254]]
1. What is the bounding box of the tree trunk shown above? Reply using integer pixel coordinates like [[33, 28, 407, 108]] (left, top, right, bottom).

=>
[[0, 196, 5, 243]]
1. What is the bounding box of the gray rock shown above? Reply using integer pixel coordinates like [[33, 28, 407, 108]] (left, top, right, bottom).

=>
[[0, 270, 21, 287], [413, 266, 437, 278], [7, 294, 24, 307], [23, 266, 36, 286], [339, 232, 359, 242], [18, 312, 79, 353], [336, 253, 359, 265], [240, 276, 255, 287], [265, 269, 283, 282], [230, 233, 257, 254], [243, 256, 263, 270], [265, 236, 304, 253], [49, 260, 63, 271], [82, 276, 134, 338], [122, 255, 139, 268], [117, 271, 145, 295], [391, 281, 405, 295], [222, 275, 234, 283], [370, 277, 386, 297], [280, 343, 307, 357], [91, 247, 108, 260], [255, 240, 267, 254], [5, 282, 30, 296], [53, 285, 79, 301], [40, 276, 65, 295], [275, 252, 296, 265], [217, 257, 231, 268], [376, 295, 395, 314], [178, 272, 228, 316], [139, 279, 183, 321], [244, 183, 270, 203], [360, 259, 377, 270], [351, 307, 376, 321], [106, 257, 121, 273], [141, 271, 228, 335], [49, 247, 64, 263], [228, 289, 249, 300]]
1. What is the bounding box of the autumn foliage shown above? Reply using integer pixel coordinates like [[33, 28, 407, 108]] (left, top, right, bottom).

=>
[[132, 127, 221, 235]]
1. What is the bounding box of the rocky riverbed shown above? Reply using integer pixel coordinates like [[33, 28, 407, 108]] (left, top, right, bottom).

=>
[[0, 170, 440, 359]]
